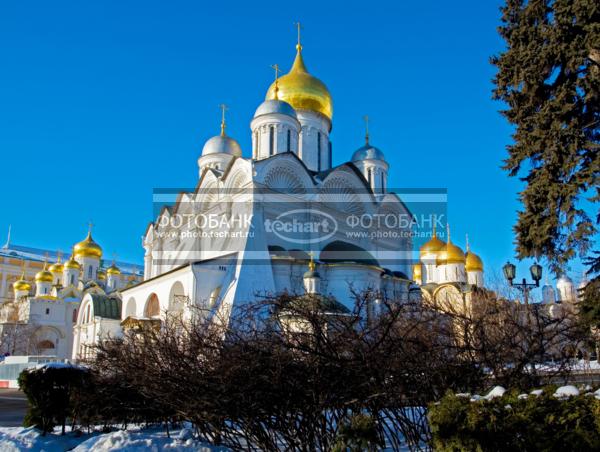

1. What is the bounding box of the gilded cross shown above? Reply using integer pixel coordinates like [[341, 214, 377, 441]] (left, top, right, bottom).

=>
[[363, 115, 370, 143]]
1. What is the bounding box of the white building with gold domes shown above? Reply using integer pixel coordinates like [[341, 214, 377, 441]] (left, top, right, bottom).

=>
[[0, 228, 142, 359], [413, 225, 485, 310]]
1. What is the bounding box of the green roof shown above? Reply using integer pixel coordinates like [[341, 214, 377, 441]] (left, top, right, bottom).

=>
[[90, 294, 122, 320]]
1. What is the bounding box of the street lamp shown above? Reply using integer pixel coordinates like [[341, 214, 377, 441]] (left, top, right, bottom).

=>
[[502, 261, 543, 305]]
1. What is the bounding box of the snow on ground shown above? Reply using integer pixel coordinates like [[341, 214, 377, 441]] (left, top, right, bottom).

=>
[[0, 426, 230, 451]]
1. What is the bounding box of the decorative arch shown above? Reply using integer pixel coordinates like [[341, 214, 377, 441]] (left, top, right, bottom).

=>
[[263, 166, 306, 194], [168, 281, 186, 312], [144, 293, 160, 318], [319, 173, 368, 217], [125, 297, 137, 317]]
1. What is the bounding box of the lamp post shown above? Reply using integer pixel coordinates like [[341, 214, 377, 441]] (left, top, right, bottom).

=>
[[502, 261, 543, 305]]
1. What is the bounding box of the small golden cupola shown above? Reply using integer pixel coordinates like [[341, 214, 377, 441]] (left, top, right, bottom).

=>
[[13, 266, 32, 292], [265, 28, 333, 120], [465, 235, 484, 272], [64, 250, 81, 270], [49, 254, 64, 275], [74, 227, 103, 259], [97, 269, 106, 281], [107, 263, 121, 276], [438, 225, 465, 265], [35, 262, 54, 283], [419, 223, 446, 259]]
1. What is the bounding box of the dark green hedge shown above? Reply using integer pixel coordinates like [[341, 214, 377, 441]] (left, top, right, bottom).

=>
[[428, 388, 600, 451]]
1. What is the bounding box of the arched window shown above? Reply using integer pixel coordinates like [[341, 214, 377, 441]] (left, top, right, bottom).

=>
[[70, 274, 74, 285], [145, 293, 160, 318], [88, 266, 92, 279], [72, 309, 77, 323], [286, 129, 291, 152], [328, 142, 332, 168], [381, 172, 384, 193], [367, 168, 372, 185], [269, 127, 274, 156]]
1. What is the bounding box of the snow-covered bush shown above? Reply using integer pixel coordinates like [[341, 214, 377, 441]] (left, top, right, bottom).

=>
[[428, 387, 600, 451]]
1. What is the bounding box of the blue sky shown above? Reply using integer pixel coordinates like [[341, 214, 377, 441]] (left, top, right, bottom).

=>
[[0, 0, 587, 284]]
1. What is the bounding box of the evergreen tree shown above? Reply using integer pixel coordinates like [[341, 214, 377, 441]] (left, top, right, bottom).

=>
[[491, 0, 599, 276]]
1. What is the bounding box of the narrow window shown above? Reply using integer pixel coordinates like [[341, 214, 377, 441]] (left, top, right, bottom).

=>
[[72, 309, 77, 323], [45, 308, 50, 315], [70, 274, 74, 285], [381, 172, 384, 193], [367, 168, 372, 185], [317, 132, 322, 171], [269, 127, 274, 156], [88, 266, 92, 279], [287, 129, 291, 152], [328, 141, 332, 168]]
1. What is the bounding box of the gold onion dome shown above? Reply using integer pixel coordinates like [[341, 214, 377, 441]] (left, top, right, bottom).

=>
[[74, 230, 103, 259], [97, 269, 106, 280], [107, 263, 121, 275], [64, 254, 81, 270], [13, 277, 32, 292], [419, 225, 445, 258], [465, 236, 483, 272], [49, 257, 63, 274], [35, 265, 54, 283], [437, 226, 465, 265], [266, 44, 333, 120]]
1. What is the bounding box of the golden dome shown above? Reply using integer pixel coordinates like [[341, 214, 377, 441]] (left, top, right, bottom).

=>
[[465, 251, 484, 272], [419, 225, 445, 258], [465, 236, 483, 272], [443, 241, 466, 264], [107, 263, 121, 275], [74, 230, 102, 259], [49, 258, 63, 275], [35, 267, 54, 283], [13, 278, 32, 292], [64, 254, 81, 270], [97, 269, 106, 280], [266, 45, 332, 120]]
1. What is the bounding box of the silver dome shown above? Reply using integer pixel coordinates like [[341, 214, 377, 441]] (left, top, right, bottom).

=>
[[254, 99, 297, 119], [351, 144, 386, 162], [201, 135, 242, 157]]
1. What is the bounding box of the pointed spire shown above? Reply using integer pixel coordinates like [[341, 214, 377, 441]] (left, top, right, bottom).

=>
[[290, 22, 308, 73], [465, 233, 470, 252], [219, 103, 228, 136], [446, 223, 451, 243], [432, 218, 437, 238], [363, 115, 370, 144]]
